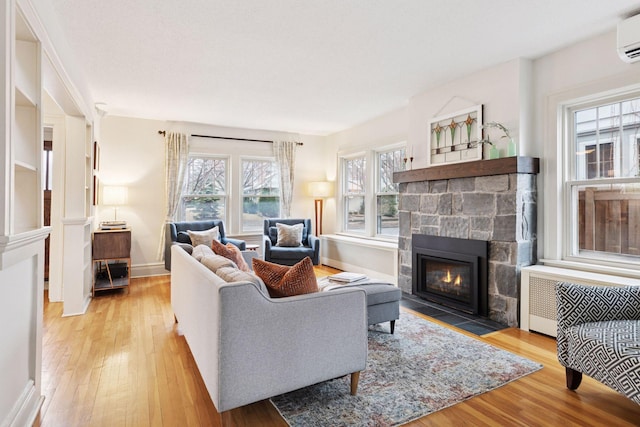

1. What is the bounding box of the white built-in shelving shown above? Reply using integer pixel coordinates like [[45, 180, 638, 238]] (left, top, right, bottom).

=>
[[9, 10, 42, 236]]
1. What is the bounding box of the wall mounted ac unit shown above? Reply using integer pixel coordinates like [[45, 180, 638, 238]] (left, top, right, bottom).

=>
[[617, 14, 640, 63], [520, 265, 640, 337]]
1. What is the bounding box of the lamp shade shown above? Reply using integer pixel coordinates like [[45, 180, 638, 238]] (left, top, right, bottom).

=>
[[308, 181, 333, 198], [102, 185, 128, 206]]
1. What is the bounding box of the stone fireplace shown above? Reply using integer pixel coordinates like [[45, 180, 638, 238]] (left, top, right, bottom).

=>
[[394, 157, 539, 326]]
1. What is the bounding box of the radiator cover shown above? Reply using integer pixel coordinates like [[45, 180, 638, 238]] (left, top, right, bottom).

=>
[[520, 265, 639, 337]]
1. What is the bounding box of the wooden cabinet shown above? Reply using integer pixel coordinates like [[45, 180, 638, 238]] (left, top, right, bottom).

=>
[[92, 229, 131, 295]]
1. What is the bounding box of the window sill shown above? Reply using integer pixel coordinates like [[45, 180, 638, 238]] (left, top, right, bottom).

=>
[[322, 233, 398, 249], [540, 258, 640, 280]]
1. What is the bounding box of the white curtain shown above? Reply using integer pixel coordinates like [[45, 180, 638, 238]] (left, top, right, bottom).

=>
[[274, 140, 299, 218], [156, 132, 189, 261]]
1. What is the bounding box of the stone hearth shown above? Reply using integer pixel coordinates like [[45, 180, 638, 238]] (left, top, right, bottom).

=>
[[394, 157, 539, 327]]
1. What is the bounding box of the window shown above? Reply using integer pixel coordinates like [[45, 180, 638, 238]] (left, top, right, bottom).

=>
[[376, 147, 405, 236], [567, 94, 640, 264], [242, 159, 280, 232], [340, 145, 406, 238], [180, 156, 227, 221], [343, 156, 366, 233]]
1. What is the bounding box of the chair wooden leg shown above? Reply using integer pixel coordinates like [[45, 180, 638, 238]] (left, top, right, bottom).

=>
[[390, 320, 395, 334], [220, 410, 233, 427], [350, 371, 361, 395], [566, 367, 583, 390]]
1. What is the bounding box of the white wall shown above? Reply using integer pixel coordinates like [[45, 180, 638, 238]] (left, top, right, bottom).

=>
[[408, 58, 533, 165], [98, 116, 331, 276]]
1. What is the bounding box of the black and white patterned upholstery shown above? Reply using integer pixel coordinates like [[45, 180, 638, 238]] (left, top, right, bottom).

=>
[[556, 282, 640, 404]]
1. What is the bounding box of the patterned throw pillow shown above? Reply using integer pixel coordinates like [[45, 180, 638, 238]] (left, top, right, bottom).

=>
[[252, 257, 318, 298], [211, 239, 250, 272], [187, 226, 220, 247], [275, 223, 303, 247]]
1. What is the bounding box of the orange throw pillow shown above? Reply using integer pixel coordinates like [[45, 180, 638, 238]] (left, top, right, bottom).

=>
[[211, 239, 251, 272], [252, 257, 318, 298]]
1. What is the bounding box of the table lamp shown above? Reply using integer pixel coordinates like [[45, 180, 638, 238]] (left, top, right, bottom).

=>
[[101, 185, 128, 228]]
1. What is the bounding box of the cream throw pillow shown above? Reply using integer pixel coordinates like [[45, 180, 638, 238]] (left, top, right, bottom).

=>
[[275, 223, 303, 247], [187, 226, 220, 247]]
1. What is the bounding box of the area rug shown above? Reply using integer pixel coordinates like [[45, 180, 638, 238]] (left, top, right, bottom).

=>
[[270, 310, 542, 426]]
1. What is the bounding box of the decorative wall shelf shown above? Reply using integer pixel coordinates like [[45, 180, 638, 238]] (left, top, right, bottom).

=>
[[393, 156, 540, 184]]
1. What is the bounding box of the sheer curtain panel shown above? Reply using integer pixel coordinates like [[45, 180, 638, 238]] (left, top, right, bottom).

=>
[[274, 140, 299, 218], [157, 132, 189, 261]]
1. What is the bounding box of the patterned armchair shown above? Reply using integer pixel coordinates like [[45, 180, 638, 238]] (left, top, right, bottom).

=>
[[556, 282, 640, 404]]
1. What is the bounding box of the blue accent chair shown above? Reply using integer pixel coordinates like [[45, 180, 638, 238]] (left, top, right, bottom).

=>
[[263, 218, 320, 265], [165, 220, 246, 270]]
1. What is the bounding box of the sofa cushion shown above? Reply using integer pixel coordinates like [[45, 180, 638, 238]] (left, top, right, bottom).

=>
[[201, 253, 237, 272], [252, 257, 317, 298], [211, 239, 250, 272], [276, 223, 303, 247], [192, 244, 216, 262], [187, 226, 220, 247], [268, 246, 315, 260], [216, 266, 265, 289]]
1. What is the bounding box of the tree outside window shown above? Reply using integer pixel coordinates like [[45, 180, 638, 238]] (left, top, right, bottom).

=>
[[242, 159, 280, 232], [376, 148, 405, 236], [180, 156, 226, 221]]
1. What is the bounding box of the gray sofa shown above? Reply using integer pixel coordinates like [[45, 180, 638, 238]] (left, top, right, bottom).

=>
[[170, 245, 368, 425], [165, 220, 246, 270], [556, 282, 640, 404]]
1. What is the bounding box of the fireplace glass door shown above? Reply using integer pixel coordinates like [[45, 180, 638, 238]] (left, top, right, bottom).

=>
[[424, 257, 473, 305]]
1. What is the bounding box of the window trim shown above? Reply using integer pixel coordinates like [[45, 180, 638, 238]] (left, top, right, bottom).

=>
[[338, 142, 406, 241], [561, 91, 640, 270]]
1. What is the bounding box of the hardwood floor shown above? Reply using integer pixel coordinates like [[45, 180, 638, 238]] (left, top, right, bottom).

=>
[[35, 272, 639, 427]]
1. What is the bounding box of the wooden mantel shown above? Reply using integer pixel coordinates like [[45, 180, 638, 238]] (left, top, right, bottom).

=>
[[393, 156, 540, 184]]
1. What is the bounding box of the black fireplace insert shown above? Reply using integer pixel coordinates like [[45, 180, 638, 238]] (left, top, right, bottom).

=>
[[412, 234, 488, 316]]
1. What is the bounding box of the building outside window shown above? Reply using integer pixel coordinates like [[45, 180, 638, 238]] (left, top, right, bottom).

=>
[[343, 155, 366, 233], [180, 156, 227, 221], [242, 158, 280, 232], [567, 94, 640, 265], [376, 147, 405, 236]]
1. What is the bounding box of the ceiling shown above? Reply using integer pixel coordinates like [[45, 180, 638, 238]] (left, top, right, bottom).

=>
[[48, 0, 639, 136]]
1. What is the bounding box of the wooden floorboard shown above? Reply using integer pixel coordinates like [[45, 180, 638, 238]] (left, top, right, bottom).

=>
[[34, 270, 640, 426]]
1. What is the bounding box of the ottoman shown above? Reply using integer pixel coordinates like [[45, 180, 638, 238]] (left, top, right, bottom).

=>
[[321, 279, 401, 334], [358, 284, 401, 334]]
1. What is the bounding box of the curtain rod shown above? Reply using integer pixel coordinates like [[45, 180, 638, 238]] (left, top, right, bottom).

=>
[[158, 130, 303, 146]]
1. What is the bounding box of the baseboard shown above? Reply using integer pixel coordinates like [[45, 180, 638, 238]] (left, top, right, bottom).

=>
[[131, 262, 168, 278], [2, 380, 44, 427]]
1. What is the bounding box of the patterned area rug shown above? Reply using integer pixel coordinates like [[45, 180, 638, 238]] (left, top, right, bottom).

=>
[[270, 310, 542, 426]]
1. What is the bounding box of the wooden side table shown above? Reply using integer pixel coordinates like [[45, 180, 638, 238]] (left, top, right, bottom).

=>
[[92, 228, 131, 296]]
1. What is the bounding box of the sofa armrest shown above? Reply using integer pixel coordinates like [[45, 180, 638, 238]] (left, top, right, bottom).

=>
[[216, 285, 367, 412], [222, 237, 246, 250], [308, 234, 320, 263]]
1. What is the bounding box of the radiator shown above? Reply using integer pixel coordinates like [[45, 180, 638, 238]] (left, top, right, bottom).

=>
[[520, 265, 640, 337]]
